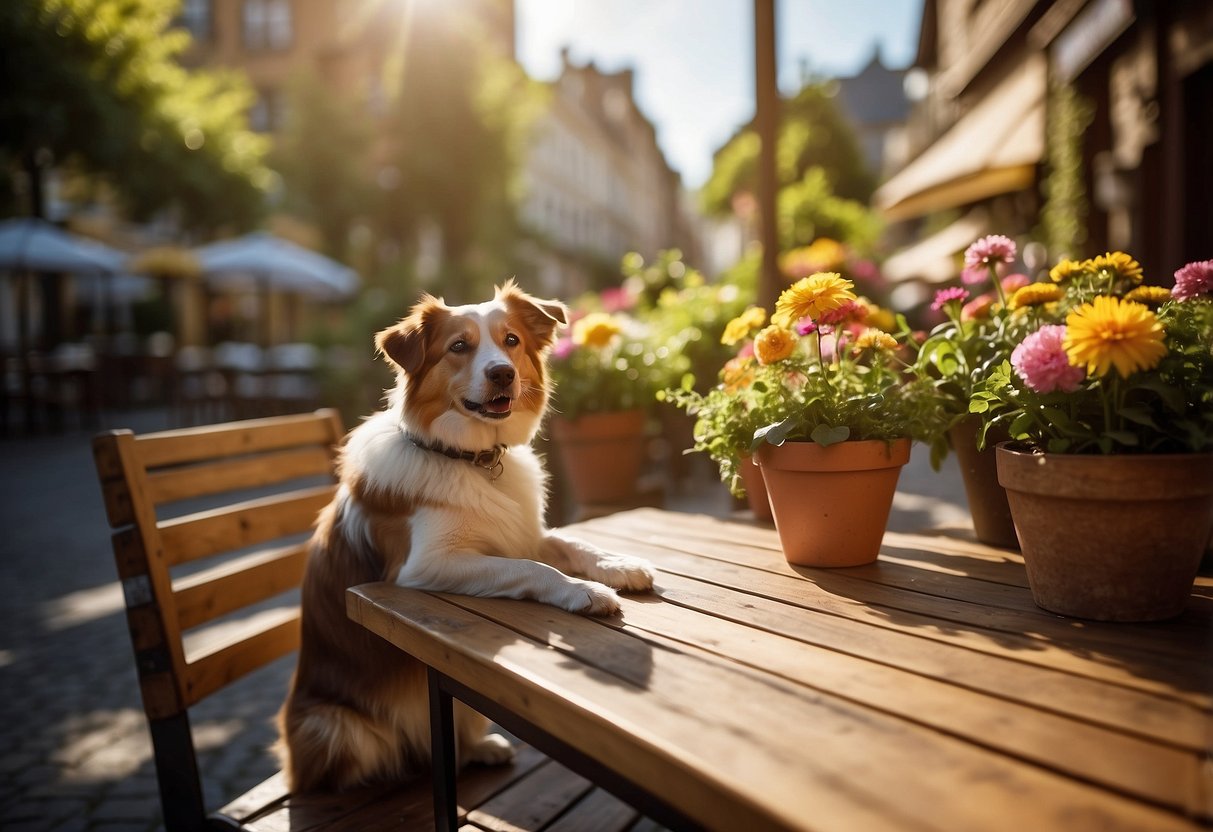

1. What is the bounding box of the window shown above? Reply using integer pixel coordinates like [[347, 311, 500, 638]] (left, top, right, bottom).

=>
[[243, 0, 292, 51], [249, 88, 286, 132], [180, 0, 212, 40]]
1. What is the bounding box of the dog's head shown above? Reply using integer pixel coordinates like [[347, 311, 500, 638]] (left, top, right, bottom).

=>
[[376, 279, 567, 449]]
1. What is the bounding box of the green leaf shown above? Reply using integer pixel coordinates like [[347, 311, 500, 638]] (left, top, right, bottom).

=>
[[810, 424, 850, 446], [752, 417, 796, 450], [1105, 430, 1139, 447], [1117, 404, 1158, 429]]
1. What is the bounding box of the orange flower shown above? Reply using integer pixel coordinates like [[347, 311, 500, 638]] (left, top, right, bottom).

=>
[[754, 325, 797, 365]]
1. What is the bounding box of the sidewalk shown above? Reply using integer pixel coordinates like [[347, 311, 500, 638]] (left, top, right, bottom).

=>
[[0, 406, 970, 831]]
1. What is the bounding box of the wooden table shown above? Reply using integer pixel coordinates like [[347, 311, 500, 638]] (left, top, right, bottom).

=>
[[347, 508, 1213, 832]]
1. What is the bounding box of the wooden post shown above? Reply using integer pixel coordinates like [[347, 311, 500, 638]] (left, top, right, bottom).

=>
[[755, 0, 781, 311]]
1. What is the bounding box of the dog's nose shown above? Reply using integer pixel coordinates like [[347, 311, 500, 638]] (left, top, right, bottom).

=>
[[486, 363, 515, 387]]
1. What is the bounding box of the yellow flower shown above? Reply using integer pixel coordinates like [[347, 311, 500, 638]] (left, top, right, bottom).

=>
[[720, 306, 767, 346], [754, 325, 797, 365], [1124, 285, 1172, 306], [853, 329, 897, 352], [1008, 282, 1064, 309], [1091, 251, 1144, 284], [1048, 258, 1086, 284], [572, 313, 621, 348], [1063, 296, 1167, 378], [772, 272, 856, 328], [860, 299, 896, 332]]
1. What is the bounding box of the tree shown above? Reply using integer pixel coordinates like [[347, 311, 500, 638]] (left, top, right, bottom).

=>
[[0, 0, 269, 229], [701, 81, 877, 228]]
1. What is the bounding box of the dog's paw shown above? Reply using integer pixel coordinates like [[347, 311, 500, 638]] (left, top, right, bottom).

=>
[[567, 580, 621, 616], [466, 732, 515, 766], [586, 555, 656, 593]]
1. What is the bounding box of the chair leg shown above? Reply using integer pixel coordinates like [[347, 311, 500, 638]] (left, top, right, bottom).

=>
[[428, 668, 458, 832]]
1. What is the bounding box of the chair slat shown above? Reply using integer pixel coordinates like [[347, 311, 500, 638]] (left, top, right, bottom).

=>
[[174, 543, 309, 631], [146, 446, 334, 506], [158, 485, 334, 566], [183, 608, 300, 706], [135, 410, 341, 469]]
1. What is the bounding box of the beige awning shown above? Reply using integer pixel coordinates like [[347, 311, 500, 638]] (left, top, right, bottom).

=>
[[875, 55, 1046, 222], [882, 209, 989, 285]]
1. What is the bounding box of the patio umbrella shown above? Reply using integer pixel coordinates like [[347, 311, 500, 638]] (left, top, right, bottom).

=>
[[193, 232, 358, 300], [0, 217, 126, 273]]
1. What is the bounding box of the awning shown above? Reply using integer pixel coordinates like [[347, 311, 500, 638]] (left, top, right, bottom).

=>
[[882, 209, 988, 285], [874, 54, 1047, 222]]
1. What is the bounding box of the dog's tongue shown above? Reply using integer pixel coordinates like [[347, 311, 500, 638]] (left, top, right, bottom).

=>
[[484, 396, 512, 414]]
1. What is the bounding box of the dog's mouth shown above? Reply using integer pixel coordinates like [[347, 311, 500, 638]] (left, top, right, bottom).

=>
[[462, 395, 513, 420]]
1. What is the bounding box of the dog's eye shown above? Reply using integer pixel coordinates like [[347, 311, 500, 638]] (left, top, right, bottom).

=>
[[449, 340, 468, 353], [504, 333, 520, 347]]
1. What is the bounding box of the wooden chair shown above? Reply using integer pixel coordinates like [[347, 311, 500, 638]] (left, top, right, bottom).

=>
[[92, 410, 649, 832]]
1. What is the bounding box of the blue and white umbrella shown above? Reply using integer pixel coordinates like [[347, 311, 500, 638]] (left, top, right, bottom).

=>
[[193, 232, 359, 300]]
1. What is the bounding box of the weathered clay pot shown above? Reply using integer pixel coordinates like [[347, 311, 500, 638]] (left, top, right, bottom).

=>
[[996, 443, 1213, 622], [948, 416, 1018, 549], [756, 438, 910, 567], [550, 410, 647, 505], [736, 455, 773, 522]]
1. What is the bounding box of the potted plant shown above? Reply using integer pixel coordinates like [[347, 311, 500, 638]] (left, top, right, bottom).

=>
[[908, 235, 1038, 548], [970, 254, 1213, 621], [660, 305, 775, 521], [681, 272, 937, 567], [548, 300, 684, 507]]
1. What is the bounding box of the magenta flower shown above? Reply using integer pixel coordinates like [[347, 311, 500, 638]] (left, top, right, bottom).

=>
[[964, 235, 1017, 269], [1011, 325, 1086, 394], [931, 287, 970, 311], [599, 286, 636, 313], [819, 299, 867, 326], [795, 317, 818, 336], [1173, 259, 1213, 301]]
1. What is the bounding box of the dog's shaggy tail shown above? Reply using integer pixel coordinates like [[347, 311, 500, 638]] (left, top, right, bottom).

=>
[[275, 700, 410, 793]]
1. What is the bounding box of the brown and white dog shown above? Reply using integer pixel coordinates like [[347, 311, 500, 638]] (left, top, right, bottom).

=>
[[277, 280, 655, 792]]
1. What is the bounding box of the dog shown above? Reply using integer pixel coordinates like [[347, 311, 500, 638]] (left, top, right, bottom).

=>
[[276, 279, 656, 792]]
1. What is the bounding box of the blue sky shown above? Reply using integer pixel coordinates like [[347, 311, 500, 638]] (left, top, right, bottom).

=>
[[516, 0, 925, 188]]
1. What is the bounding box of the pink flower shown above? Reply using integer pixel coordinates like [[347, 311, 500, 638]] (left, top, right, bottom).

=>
[[599, 286, 636, 313], [551, 336, 575, 360], [737, 341, 755, 360], [1173, 259, 1213, 301], [931, 287, 970, 311], [1001, 273, 1030, 293], [961, 266, 987, 286], [794, 317, 817, 336], [1011, 325, 1086, 394], [819, 299, 867, 326], [961, 293, 995, 321], [964, 235, 1017, 269]]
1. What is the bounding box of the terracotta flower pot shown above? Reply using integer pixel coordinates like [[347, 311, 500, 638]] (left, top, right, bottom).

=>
[[996, 443, 1213, 622], [550, 410, 647, 505], [756, 438, 911, 567], [737, 455, 773, 522], [948, 416, 1019, 549]]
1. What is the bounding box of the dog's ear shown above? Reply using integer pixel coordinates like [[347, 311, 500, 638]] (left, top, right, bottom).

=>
[[376, 295, 447, 376], [498, 279, 567, 348]]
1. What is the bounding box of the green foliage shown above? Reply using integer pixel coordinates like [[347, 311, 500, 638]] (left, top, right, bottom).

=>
[[272, 71, 375, 260], [0, 0, 269, 229], [777, 167, 883, 252], [701, 81, 877, 218], [1038, 82, 1094, 258]]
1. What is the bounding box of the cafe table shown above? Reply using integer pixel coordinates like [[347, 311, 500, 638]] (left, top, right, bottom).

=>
[[346, 507, 1212, 832]]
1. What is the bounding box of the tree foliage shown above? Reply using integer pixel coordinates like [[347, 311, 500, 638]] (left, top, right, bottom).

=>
[[701, 82, 880, 253], [0, 0, 269, 229]]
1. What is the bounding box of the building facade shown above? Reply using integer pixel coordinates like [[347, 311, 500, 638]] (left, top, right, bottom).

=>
[[876, 0, 1212, 298], [518, 52, 699, 296]]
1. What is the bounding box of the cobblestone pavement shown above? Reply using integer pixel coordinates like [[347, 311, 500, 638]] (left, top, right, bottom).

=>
[[0, 408, 969, 831]]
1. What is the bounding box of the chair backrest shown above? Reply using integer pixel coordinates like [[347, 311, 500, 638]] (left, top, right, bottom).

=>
[[92, 409, 345, 831]]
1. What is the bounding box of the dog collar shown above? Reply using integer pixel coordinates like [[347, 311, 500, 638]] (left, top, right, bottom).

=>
[[405, 431, 507, 479]]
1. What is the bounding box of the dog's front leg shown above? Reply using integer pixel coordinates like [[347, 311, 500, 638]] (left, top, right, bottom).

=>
[[397, 543, 622, 616], [540, 532, 656, 593]]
